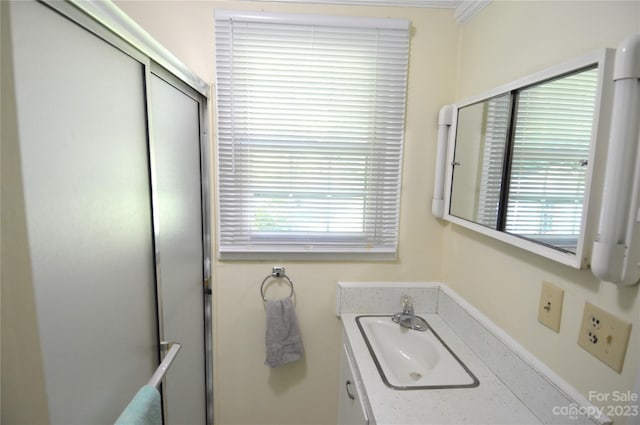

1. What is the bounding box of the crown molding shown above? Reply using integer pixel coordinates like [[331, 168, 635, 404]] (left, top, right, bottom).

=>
[[237, 0, 491, 24], [454, 0, 490, 23]]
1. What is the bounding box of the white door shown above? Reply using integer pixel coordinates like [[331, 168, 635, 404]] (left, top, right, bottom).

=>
[[338, 345, 370, 425]]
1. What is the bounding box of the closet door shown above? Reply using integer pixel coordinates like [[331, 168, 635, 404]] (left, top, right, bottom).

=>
[[149, 72, 207, 424], [9, 1, 157, 423]]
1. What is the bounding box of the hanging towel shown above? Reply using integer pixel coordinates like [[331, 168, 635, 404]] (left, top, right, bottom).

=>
[[114, 385, 161, 425], [265, 297, 305, 367]]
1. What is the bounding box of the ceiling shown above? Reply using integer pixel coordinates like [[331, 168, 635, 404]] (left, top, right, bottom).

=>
[[241, 0, 491, 23]]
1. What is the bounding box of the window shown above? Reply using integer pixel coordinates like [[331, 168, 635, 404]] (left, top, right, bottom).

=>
[[214, 11, 410, 258]]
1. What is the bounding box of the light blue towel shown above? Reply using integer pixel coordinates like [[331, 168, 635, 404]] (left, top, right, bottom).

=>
[[114, 385, 161, 425], [265, 297, 305, 367]]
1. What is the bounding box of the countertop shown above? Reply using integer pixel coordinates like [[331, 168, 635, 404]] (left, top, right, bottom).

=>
[[341, 312, 543, 425]]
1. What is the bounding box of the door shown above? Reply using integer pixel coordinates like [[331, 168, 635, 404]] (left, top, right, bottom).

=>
[[149, 72, 207, 425], [8, 1, 158, 423], [338, 344, 370, 425], [6, 1, 210, 423]]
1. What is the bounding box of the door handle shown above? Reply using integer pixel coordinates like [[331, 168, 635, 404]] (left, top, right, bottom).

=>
[[345, 380, 355, 400]]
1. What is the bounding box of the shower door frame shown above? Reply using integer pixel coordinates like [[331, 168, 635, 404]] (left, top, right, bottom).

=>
[[146, 63, 214, 425], [39, 1, 214, 423]]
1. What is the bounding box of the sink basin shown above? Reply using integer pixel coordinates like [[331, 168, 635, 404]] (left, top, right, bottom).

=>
[[356, 315, 479, 390]]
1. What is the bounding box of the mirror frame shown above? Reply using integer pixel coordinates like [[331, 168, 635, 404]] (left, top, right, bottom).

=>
[[442, 49, 615, 269]]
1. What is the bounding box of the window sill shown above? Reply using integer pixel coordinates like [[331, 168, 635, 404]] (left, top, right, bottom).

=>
[[218, 250, 398, 262]]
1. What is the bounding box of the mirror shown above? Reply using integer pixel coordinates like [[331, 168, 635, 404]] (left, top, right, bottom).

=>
[[450, 93, 510, 229], [505, 68, 598, 253], [443, 50, 613, 268]]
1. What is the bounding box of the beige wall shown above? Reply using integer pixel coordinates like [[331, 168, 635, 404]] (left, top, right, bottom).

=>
[[1, 6, 3, 424], [1, 2, 50, 422], [115, 1, 457, 424], [445, 2, 640, 425], [4, 0, 635, 424]]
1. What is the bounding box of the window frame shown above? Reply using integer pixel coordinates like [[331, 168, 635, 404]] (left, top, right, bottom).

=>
[[443, 49, 615, 269], [213, 10, 410, 260]]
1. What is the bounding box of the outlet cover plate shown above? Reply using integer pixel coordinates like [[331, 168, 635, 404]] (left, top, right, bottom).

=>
[[538, 281, 564, 332], [577, 302, 632, 373]]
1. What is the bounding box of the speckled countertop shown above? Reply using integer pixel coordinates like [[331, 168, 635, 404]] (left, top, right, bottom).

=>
[[341, 312, 542, 425], [337, 283, 608, 425]]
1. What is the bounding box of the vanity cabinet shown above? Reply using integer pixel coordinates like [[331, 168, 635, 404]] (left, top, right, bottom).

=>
[[338, 343, 370, 425]]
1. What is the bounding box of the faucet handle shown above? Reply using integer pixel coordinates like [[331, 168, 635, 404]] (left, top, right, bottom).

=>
[[401, 295, 414, 314]]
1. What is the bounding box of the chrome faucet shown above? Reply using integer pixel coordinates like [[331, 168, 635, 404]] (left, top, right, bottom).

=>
[[401, 295, 414, 315], [392, 295, 429, 332]]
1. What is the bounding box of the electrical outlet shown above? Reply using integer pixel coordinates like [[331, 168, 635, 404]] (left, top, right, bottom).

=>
[[537, 281, 564, 332], [577, 302, 632, 373]]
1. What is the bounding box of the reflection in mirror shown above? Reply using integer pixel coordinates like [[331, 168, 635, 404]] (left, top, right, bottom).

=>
[[450, 94, 511, 229], [505, 67, 598, 253], [448, 65, 600, 255]]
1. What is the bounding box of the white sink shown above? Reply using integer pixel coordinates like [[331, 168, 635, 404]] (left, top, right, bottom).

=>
[[356, 316, 479, 390]]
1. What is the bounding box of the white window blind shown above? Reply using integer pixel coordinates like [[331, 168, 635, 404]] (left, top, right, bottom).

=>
[[506, 67, 598, 251], [214, 11, 410, 257], [476, 94, 510, 228]]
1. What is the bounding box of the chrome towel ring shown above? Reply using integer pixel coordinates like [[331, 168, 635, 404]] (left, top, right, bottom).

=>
[[260, 266, 294, 302]]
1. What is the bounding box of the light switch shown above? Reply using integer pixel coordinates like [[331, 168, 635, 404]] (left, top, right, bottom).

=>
[[537, 281, 564, 333]]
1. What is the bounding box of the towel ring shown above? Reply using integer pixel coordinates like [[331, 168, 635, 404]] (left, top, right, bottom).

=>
[[260, 266, 294, 303]]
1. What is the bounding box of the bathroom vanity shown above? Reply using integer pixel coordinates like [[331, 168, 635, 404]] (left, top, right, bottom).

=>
[[336, 282, 611, 425]]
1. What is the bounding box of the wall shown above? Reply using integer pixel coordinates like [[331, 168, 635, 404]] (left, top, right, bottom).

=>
[[445, 2, 640, 425], [1, 2, 50, 423], [114, 1, 457, 424], [72, 1, 640, 425], [1, 4, 3, 424]]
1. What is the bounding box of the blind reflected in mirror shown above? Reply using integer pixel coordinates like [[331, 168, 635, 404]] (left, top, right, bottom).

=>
[[506, 68, 598, 252]]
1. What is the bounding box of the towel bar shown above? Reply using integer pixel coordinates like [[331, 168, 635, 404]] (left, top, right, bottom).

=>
[[260, 266, 294, 302], [148, 342, 181, 388]]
